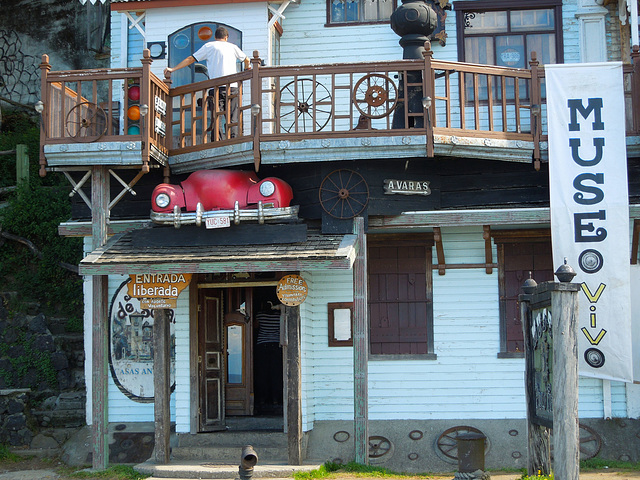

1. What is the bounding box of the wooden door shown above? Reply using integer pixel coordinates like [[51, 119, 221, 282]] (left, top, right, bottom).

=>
[[224, 288, 254, 416], [198, 289, 225, 431]]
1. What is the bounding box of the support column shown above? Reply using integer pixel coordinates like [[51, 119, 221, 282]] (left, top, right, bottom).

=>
[[91, 166, 109, 469], [353, 217, 368, 465], [286, 305, 302, 465], [552, 285, 580, 480], [154, 308, 171, 464]]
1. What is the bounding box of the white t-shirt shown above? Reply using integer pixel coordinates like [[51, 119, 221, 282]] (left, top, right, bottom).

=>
[[192, 40, 247, 80]]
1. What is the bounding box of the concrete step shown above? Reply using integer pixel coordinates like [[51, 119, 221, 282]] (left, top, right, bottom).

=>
[[171, 445, 288, 463], [135, 461, 321, 479], [177, 431, 287, 448]]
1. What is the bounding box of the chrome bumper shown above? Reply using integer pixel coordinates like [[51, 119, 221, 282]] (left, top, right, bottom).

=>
[[150, 201, 300, 228]]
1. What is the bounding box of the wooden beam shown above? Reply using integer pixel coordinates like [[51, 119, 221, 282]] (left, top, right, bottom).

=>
[[91, 166, 109, 470], [433, 227, 445, 276], [286, 306, 302, 465], [353, 217, 369, 465], [631, 219, 640, 264], [483, 225, 493, 274], [154, 308, 171, 464]]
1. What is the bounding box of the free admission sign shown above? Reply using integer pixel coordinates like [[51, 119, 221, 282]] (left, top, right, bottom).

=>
[[128, 273, 192, 309], [546, 62, 633, 382]]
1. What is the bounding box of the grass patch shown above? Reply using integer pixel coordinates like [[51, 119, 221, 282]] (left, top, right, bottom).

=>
[[0, 444, 22, 463], [581, 458, 640, 471], [293, 462, 458, 480], [66, 465, 149, 480]]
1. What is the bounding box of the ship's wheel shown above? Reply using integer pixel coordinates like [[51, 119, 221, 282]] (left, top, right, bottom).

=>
[[352, 73, 398, 119], [279, 79, 332, 133], [65, 101, 107, 142], [319, 169, 369, 219]]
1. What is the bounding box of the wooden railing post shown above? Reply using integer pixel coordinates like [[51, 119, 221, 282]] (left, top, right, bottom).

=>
[[38, 54, 51, 177], [631, 46, 640, 134], [251, 51, 262, 172], [529, 51, 542, 171], [140, 49, 152, 173], [423, 41, 435, 158]]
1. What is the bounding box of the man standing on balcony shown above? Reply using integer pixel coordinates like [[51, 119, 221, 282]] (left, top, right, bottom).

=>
[[164, 26, 250, 139]]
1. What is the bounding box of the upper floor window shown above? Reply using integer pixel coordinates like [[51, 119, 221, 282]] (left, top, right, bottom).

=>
[[368, 234, 435, 359], [455, 1, 563, 68], [327, 0, 395, 26], [168, 22, 243, 88]]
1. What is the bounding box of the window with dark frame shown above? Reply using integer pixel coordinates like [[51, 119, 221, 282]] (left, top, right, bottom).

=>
[[454, 0, 563, 104], [368, 234, 435, 358], [327, 0, 396, 26], [493, 231, 554, 357]]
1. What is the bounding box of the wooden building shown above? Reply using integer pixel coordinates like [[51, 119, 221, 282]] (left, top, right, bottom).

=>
[[40, 0, 640, 473]]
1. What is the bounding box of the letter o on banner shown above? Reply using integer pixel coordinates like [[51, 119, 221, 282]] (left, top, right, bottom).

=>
[[276, 274, 308, 306]]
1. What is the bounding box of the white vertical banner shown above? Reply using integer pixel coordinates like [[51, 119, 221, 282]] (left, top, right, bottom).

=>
[[547, 62, 633, 382]]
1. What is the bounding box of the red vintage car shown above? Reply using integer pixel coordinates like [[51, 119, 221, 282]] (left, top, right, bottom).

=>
[[150, 170, 297, 228]]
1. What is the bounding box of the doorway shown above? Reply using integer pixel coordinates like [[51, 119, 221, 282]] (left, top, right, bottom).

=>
[[197, 283, 284, 432]]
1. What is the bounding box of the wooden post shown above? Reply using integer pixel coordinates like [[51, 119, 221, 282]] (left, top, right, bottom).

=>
[[286, 305, 302, 465], [251, 51, 262, 172], [140, 49, 152, 174], [529, 52, 542, 171], [353, 217, 369, 465], [38, 55, 51, 178], [521, 291, 550, 476], [91, 166, 109, 470], [15, 144, 28, 186], [422, 41, 434, 158], [153, 308, 171, 464], [552, 283, 580, 480]]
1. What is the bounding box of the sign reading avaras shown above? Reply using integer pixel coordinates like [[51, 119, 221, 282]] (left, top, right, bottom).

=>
[[546, 62, 633, 382]]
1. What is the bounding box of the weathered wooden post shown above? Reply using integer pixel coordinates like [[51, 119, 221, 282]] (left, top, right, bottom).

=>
[[353, 217, 368, 464], [15, 144, 28, 186], [552, 261, 580, 480], [285, 305, 302, 464], [153, 308, 172, 464], [521, 263, 580, 479]]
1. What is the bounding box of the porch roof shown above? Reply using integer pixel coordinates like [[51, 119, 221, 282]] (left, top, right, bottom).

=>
[[78, 227, 358, 275]]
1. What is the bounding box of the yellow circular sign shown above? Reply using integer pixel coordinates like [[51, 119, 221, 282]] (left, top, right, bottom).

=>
[[277, 274, 308, 306]]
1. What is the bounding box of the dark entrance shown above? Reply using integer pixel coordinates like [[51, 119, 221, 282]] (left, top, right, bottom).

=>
[[197, 282, 283, 431]]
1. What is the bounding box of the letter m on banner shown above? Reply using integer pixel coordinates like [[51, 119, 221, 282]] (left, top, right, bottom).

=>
[[546, 62, 633, 382]]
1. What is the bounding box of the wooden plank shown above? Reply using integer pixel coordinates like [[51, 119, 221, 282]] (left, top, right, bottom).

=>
[[153, 308, 171, 464], [189, 280, 199, 434], [286, 305, 302, 465], [91, 166, 109, 470], [552, 285, 580, 480], [352, 217, 368, 465]]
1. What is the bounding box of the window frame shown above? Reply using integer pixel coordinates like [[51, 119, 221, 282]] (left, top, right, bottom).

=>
[[493, 229, 553, 359], [325, 0, 397, 27], [455, 0, 564, 67], [367, 233, 436, 360]]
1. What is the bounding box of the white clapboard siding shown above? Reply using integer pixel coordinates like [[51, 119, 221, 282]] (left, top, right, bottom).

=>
[[106, 274, 178, 423], [110, 11, 123, 69], [173, 291, 191, 432], [300, 270, 354, 429]]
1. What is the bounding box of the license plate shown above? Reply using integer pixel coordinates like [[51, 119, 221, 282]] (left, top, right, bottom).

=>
[[205, 216, 231, 229]]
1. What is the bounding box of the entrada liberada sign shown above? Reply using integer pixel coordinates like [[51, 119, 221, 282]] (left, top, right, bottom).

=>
[[128, 273, 192, 309]]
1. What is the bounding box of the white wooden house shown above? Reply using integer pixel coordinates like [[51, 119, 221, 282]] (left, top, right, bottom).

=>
[[41, 0, 640, 474]]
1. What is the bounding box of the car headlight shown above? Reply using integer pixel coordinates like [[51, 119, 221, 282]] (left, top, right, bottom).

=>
[[259, 181, 275, 197], [155, 193, 171, 209]]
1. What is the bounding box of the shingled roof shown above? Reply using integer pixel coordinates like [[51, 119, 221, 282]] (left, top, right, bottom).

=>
[[79, 226, 358, 275]]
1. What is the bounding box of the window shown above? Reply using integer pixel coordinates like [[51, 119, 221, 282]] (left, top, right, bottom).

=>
[[455, 1, 563, 103], [493, 231, 554, 357], [328, 0, 395, 25], [168, 23, 243, 88], [368, 234, 435, 358]]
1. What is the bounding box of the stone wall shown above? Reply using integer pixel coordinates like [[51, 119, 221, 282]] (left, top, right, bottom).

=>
[[0, 296, 85, 448]]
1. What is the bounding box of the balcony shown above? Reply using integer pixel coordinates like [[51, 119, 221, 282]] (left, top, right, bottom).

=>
[[38, 43, 640, 177]]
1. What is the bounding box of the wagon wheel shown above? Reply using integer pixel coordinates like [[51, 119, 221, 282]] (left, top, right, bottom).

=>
[[368, 436, 392, 458], [279, 79, 332, 133], [550, 424, 602, 460], [319, 169, 369, 219], [65, 101, 107, 142], [436, 426, 487, 460], [352, 73, 398, 119]]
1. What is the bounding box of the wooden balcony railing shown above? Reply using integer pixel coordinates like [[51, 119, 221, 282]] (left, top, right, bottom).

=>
[[39, 43, 640, 174]]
